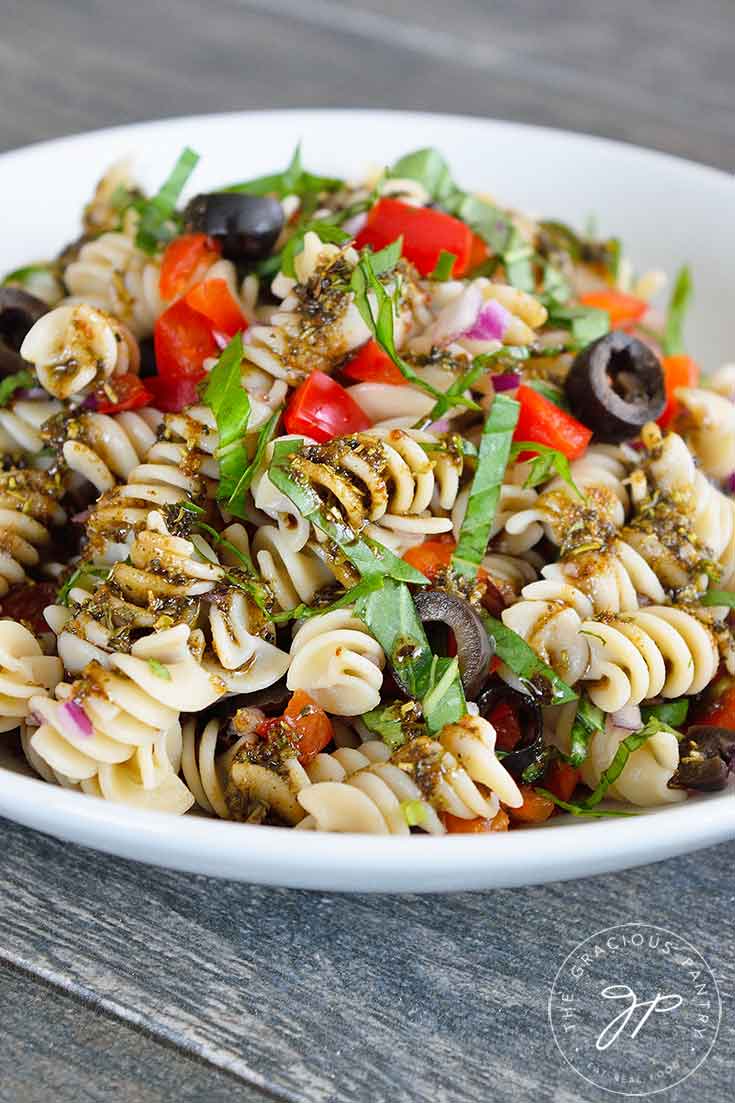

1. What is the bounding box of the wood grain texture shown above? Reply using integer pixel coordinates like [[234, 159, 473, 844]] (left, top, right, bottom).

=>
[[1, 817, 733, 1103], [0, 0, 733, 168], [0, 962, 260, 1103], [1, 2, 734, 1100]]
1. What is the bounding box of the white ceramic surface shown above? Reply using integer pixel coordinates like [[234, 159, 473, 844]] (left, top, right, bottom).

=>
[[1, 110, 733, 891]]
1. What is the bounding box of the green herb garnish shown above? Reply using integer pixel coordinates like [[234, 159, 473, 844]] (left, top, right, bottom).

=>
[[641, 699, 689, 727], [509, 441, 583, 498], [270, 574, 384, 624], [535, 789, 635, 818], [56, 564, 112, 607], [0, 369, 34, 408], [363, 702, 415, 751], [567, 697, 605, 766], [662, 264, 692, 357], [225, 409, 281, 514], [147, 658, 171, 681], [280, 221, 351, 278], [225, 143, 343, 199], [268, 439, 428, 586], [401, 799, 428, 827], [481, 614, 578, 706], [452, 393, 519, 579], [135, 147, 199, 254], [429, 250, 457, 281], [547, 304, 609, 347], [700, 589, 735, 608], [388, 148, 457, 205], [203, 334, 250, 516]]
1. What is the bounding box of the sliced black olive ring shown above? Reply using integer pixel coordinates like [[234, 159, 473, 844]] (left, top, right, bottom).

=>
[[411, 590, 493, 701], [668, 725, 735, 792], [0, 287, 49, 378]]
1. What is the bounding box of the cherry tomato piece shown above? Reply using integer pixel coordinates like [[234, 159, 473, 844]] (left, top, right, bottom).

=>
[[355, 198, 474, 278], [94, 372, 153, 414], [159, 233, 221, 302], [341, 340, 407, 386], [284, 370, 372, 442], [185, 278, 247, 338]]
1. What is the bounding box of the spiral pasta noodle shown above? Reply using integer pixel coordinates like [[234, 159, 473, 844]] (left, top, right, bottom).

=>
[[0, 469, 66, 597], [286, 608, 385, 716], [296, 715, 522, 834], [20, 303, 140, 401], [62, 229, 163, 338], [581, 718, 686, 806], [0, 397, 61, 460], [673, 386, 735, 481], [0, 621, 62, 732], [56, 407, 161, 494]]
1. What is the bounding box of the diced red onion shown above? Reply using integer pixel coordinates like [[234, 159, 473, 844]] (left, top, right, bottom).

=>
[[463, 299, 512, 342], [726, 472, 735, 494], [609, 704, 642, 731], [14, 387, 47, 401], [71, 509, 90, 524], [80, 394, 98, 411], [59, 699, 93, 739], [429, 284, 483, 346], [341, 212, 367, 237], [212, 330, 230, 350], [491, 372, 520, 392], [427, 416, 452, 434]]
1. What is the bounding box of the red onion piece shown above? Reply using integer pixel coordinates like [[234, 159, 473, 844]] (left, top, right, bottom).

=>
[[491, 372, 520, 392], [59, 699, 93, 739], [212, 330, 230, 350], [463, 299, 512, 342], [71, 509, 91, 524], [341, 212, 367, 237], [609, 704, 642, 731], [726, 472, 735, 494]]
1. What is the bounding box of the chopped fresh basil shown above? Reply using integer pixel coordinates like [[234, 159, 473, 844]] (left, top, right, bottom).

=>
[[452, 394, 519, 579], [355, 577, 466, 733], [225, 408, 281, 515], [701, 589, 735, 608], [1, 263, 55, 291], [362, 701, 421, 751], [0, 369, 34, 408], [541, 261, 571, 306], [481, 614, 578, 706], [572, 716, 681, 811], [388, 148, 457, 205], [225, 143, 344, 198], [429, 250, 457, 281], [366, 238, 404, 277], [419, 348, 525, 427], [135, 147, 199, 254], [525, 378, 571, 412], [56, 564, 112, 607], [509, 441, 583, 499], [662, 264, 692, 357], [401, 799, 428, 826], [567, 697, 605, 766], [350, 248, 479, 415], [280, 221, 351, 278], [203, 334, 250, 517], [449, 194, 535, 292], [268, 439, 428, 586], [548, 304, 609, 347], [641, 699, 689, 728], [535, 788, 635, 818], [147, 658, 171, 681], [270, 574, 384, 624]]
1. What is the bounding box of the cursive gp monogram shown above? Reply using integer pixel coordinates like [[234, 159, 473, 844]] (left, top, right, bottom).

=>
[[595, 985, 683, 1051]]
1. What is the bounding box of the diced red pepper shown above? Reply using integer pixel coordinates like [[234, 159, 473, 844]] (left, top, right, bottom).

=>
[[341, 339, 407, 386], [579, 289, 648, 328], [355, 198, 474, 278], [283, 370, 372, 442], [658, 354, 700, 429], [185, 278, 247, 339], [442, 809, 510, 833], [507, 785, 555, 824], [94, 372, 153, 414], [256, 690, 334, 766], [515, 384, 592, 460], [544, 759, 580, 802], [485, 699, 523, 752], [401, 538, 455, 580], [159, 233, 221, 302], [145, 374, 201, 413], [468, 232, 490, 272], [154, 298, 219, 382]]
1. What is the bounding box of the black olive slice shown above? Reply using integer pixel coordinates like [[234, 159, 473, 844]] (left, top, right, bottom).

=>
[[564, 330, 665, 442], [668, 725, 735, 792], [412, 590, 492, 700], [184, 193, 284, 262], [476, 681, 544, 779], [0, 287, 49, 379]]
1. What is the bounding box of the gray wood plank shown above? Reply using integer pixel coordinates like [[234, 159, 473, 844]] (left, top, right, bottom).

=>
[[0, 962, 266, 1103], [0, 817, 732, 1103], [0, 0, 733, 169]]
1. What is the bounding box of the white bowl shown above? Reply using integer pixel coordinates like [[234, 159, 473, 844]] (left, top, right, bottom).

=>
[[1, 110, 733, 891]]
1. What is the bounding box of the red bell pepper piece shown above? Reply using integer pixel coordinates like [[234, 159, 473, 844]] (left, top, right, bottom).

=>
[[284, 370, 371, 442], [514, 384, 592, 460], [342, 339, 407, 386], [658, 354, 700, 429], [145, 374, 201, 413], [355, 198, 474, 278], [159, 233, 221, 301], [154, 298, 219, 383], [94, 372, 153, 414], [185, 278, 247, 339], [579, 289, 647, 328]]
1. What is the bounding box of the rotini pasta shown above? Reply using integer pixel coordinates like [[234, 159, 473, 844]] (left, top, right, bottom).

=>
[[287, 609, 385, 715], [0, 620, 62, 732], [0, 468, 66, 597]]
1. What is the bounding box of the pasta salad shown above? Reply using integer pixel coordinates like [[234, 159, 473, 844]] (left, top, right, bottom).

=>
[[1, 143, 733, 835]]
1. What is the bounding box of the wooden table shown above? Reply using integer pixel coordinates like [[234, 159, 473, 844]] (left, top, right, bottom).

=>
[[1, 2, 733, 1100]]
